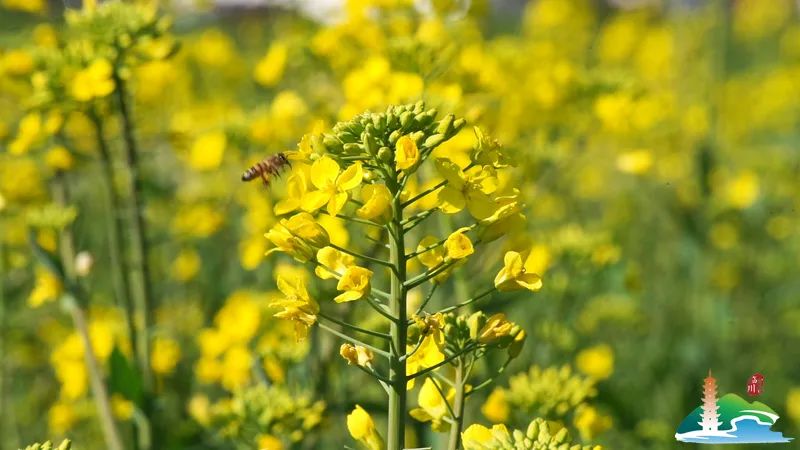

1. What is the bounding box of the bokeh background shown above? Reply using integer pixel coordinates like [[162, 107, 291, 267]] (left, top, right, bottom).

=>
[[2, 0, 800, 449]]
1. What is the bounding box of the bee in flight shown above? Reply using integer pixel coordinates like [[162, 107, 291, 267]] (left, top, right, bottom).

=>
[[241, 153, 291, 187]]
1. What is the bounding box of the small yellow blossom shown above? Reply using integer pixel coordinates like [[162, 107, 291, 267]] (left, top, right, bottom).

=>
[[494, 251, 543, 292], [265, 212, 330, 262], [271, 275, 319, 340], [574, 404, 612, 441], [302, 156, 363, 216], [723, 171, 760, 209], [445, 227, 474, 260], [28, 267, 63, 307], [435, 158, 499, 220], [254, 42, 288, 87], [481, 388, 509, 423], [151, 336, 181, 375], [48, 401, 78, 435], [477, 313, 515, 345], [111, 394, 134, 420], [395, 135, 420, 170], [257, 434, 284, 450], [335, 266, 373, 303], [347, 405, 384, 450], [339, 343, 374, 367], [171, 248, 201, 281], [410, 378, 453, 431], [616, 150, 653, 175], [274, 164, 311, 215], [575, 344, 614, 380], [786, 387, 800, 424], [357, 183, 392, 221], [406, 334, 444, 389], [189, 131, 226, 171], [315, 246, 354, 279], [45, 146, 74, 171], [70, 59, 115, 102], [462, 423, 497, 447]]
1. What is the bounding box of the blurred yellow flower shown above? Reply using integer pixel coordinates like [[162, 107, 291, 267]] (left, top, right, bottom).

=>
[[335, 266, 373, 303], [575, 344, 614, 380], [9, 112, 42, 155], [786, 387, 800, 424], [574, 404, 612, 441], [45, 146, 74, 171], [315, 246, 354, 279], [171, 248, 201, 281], [151, 336, 181, 375], [445, 227, 474, 260], [723, 171, 760, 209], [2, 49, 34, 75], [28, 267, 63, 308], [188, 394, 211, 425], [481, 388, 509, 423], [48, 401, 77, 435], [347, 405, 384, 450], [302, 156, 363, 216], [189, 131, 226, 171], [274, 163, 311, 215], [395, 135, 420, 170], [172, 204, 224, 238], [221, 345, 251, 390], [215, 291, 262, 343], [111, 394, 134, 420], [477, 313, 515, 345], [70, 59, 115, 102], [256, 434, 284, 450], [616, 150, 653, 175], [254, 42, 288, 87], [494, 251, 543, 292]]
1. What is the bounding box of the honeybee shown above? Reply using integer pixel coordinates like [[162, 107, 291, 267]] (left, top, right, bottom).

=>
[[241, 153, 291, 187]]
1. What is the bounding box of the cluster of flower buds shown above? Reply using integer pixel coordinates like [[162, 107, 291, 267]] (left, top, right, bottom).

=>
[[21, 441, 72, 450], [432, 311, 526, 360], [320, 101, 466, 167], [463, 418, 601, 450]]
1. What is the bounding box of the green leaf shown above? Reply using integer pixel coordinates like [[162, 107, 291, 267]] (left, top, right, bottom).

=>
[[108, 346, 144, 406]]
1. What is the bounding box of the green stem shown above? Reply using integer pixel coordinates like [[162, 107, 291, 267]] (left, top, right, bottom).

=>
[[114, 71, 155, 403], [89, 110, 138, 373], [52, 174, 125, 450], [328, 242, 396, 272], [317, 311, 390, 340], [401, 180, 446, 209], [438, 287, 496, 314], [317, 322, 390, 358], [447, 360, 466, 450], [387, 175, 408, 450]]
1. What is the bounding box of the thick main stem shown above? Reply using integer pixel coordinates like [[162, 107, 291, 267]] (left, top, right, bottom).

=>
[[387, 178, 408, 450], [447, 361, 466, 450], [114, 73, 155, 399]]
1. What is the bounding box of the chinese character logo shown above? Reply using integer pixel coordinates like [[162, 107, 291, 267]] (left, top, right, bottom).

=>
[[674, 370, 793, 444]]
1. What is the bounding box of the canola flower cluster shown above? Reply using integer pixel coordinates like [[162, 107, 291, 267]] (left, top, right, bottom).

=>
[[1, 0, 800, 448]]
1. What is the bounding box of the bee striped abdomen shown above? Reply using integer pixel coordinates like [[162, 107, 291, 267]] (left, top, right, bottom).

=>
[[241, 153, 291, 186]]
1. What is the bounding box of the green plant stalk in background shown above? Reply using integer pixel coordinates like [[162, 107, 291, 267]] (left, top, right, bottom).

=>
[[113, 71, 155, 424], [51, 174, 125, 450], [448, 360, 466, 450]]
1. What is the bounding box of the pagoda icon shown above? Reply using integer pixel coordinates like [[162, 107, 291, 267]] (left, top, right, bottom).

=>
[[700, 370, 721, 432]]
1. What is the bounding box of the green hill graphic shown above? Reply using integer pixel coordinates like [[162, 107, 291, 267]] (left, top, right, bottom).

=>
[[677, 393, 778, 433]]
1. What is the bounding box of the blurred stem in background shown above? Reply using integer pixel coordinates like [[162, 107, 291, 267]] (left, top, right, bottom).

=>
[[0, 224, 19, 448], [50, 173, 125, 450], [88, 108, 137, 364], [113, 69, 156, 448]]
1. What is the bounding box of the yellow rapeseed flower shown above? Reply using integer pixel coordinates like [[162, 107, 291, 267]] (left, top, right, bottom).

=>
[[265, 212, 330, 262], [28, 267, 63, 307], [405, 334, 444, 389], [70, 59, 115, 102], [339, 343, 374, 367], [395, 135, 420, 170], [254, 42, 288, 87], [151, 336, 181, 375], [271, 275, 319, 340], [410, 378, 453, 432], [302, 156, 363, 216], [347, 405, 384, 450], [481, 388, 509, 423], [189, 131, 226, 171], [171, 248, 201, 281], [315, 246, 354, 279], [256, 434, 284, 450], [445, 227, 474, 260], [45, 146, 75, 171], [575, 344, 614, 380], [357, 183, 392, 221], [274, 164, 311, 215], [111, 394, 134, 420], [494, 251, 543, 292], [435, 158, 499, 220], [335, 266, 373, 303]]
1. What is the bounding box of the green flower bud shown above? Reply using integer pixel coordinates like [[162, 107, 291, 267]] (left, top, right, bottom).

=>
[[338, 131, 358, 144], [343, 142, 361, 154], [423, 133, 446, 149], [399, 111, 413, 128], [436, 114, 455, 135], [377, 146, 393, 163], [467, 311, 486, 340], [371, 114, 385, 133], [388, 130, 401, 145], [508, 329, 526, 359], [323, 135, 343, 152], [451, 118, 467, 135], [413, 100, 425, 114]]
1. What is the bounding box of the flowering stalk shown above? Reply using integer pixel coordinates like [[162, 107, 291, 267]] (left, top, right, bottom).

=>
[[447, 360, 466, 450], [113, 71, 155, 403]]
